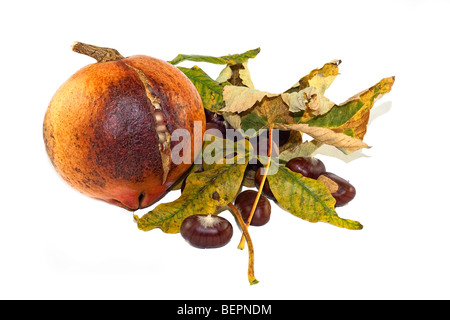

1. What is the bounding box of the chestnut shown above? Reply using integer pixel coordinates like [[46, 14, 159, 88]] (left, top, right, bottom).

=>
[[250, 133, 281, 158], [234, 190, 271, 226], [205, 122, 225, 138], [254, 167, 276, 201], [246, 160, 263, 174], [180, 214, 233, 249], [318, 172, 356, 207], [285, 157, 326, 179], [204, 109, 234, 139], [205, 108, 224, 124], [276, 129, 291, 148]]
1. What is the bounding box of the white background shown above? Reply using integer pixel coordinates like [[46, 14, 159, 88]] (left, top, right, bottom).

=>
[[1, 0, 449, 300]]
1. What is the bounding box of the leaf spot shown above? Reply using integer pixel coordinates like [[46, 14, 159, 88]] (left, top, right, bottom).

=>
[[212, 191, 220, 201]]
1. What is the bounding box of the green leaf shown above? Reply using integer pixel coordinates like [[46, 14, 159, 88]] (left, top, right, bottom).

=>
[[202, 134, 254, 168], [177, 65, 228, 112], [240, 112, 268, 132], [169, 48, 261, 66], [302, 77, 395, 140], [267, 166, 363, 230], [136, 160, 248, 233], [137, 136, 253, 234], [244, 96, 294, 131]]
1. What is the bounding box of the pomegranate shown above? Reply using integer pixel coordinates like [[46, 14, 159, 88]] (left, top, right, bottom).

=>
[[43, 42, 205, 211]]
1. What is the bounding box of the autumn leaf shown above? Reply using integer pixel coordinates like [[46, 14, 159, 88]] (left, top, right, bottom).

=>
[[220, 87, 294, 132], [243, 96, 295, 132], [222, 85, 311, 115], [221, 86, 277, 113], [278, 140, 323, 163], [176, 65, 228, 112], [220, 86, 335, 132], [217, 61, 255, 88], [283, 60, 341, 122], [217, 58, 258, 126], [202, 134, 254, 168], [168, 48, 261, 66], [302, 77, 396, 140], [169, 163, 203, 191], [136, 159, 247, 233], [136, 135, 253, 233], [214, 50, 260, 130], [170, 49, 261, 112], [275, 123, 369, 154], [285, 59, 341, 95], [221, 112, 242, 132], [277, 130, 323, 164], [284, 86, 335, 115], [267, 166, 363, 230]]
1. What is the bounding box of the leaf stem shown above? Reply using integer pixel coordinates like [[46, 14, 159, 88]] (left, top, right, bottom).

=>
[[228, 203, 258, 285], [237, 125, 273, 250]]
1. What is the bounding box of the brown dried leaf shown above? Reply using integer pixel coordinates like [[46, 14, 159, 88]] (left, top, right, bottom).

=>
[[276, 123, 369, 154], [282, 87, 335, 115], [279, 140, 323, 162], [240, 96, 294, 132], [221, 86, 278, 113], [217, 61, 255, 88]]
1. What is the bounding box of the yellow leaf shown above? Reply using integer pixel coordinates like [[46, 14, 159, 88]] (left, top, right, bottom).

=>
[[136, 161, 247, 233], [333, 77, 395, 140], [285, 59, 341, 94], [268, 166, 362, 230], [276, 123, 369, 154], [221, 86, 278, 113]]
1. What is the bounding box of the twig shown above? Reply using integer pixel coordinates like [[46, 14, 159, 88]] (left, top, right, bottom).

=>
[[237, 125, 273, 249], [228, 203, 258, 285]]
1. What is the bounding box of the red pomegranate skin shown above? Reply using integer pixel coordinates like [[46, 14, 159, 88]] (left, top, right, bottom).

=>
[[43, 55, 205, 210]]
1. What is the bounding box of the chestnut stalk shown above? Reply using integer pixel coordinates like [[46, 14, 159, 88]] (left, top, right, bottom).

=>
[[227, 203, 258, 285], [237, 125, 274, 250]]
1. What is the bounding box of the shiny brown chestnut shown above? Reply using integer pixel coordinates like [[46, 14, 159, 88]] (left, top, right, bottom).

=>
[[205, 108, 225, 126], [205, 122, 225, 138], [285, 157, 326, 179], [249, 132, 284, 158], [254, 167, 276, 201], [318, 172, 356, 207], [277, 130, 291, 148], [180, 214, 233, 249], [204, 109, 235, 139], [234, 190, 271, 226]]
